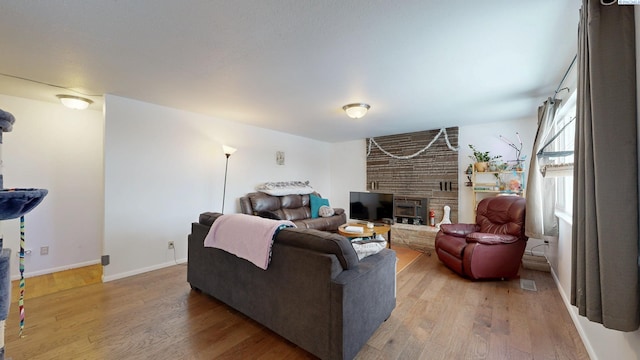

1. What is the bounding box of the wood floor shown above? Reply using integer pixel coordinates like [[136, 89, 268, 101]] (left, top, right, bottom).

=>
[[4, 247, 589, 360], [9, 263, 102, 301]]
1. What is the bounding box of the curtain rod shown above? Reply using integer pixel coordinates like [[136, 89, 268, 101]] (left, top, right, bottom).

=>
[[554, 54, 578, 98]]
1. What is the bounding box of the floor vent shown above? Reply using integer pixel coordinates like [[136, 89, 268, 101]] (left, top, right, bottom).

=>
[[520, 279, 537, 292]]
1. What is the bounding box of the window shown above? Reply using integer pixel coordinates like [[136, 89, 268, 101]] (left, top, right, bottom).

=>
[[544, 91, 576, 214]]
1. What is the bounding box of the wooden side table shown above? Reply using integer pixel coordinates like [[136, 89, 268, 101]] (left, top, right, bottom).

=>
[[338, 223, 392, 248]]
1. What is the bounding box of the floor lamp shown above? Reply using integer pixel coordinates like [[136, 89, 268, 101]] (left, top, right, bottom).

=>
[[221, 145, 237, 214]]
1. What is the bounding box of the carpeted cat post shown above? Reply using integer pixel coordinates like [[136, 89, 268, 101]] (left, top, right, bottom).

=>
[[0, 109, 48, 360]]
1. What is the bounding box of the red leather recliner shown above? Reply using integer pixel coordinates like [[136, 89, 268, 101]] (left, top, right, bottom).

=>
[[435, 196, 527, 280]]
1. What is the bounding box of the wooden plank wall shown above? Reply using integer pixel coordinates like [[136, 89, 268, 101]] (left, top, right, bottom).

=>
[[366, 127, 459, 223]]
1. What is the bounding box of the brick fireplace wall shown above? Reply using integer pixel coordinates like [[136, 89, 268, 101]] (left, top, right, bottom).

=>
[[366, 127, 459, 224]]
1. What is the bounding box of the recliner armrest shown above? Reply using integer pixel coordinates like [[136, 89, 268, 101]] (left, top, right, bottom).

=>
[[466, 232, 519, 245], [440, 223, 479, 237]]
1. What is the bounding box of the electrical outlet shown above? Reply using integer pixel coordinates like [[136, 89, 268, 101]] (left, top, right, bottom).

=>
[[40, 246, 49, 255], [168, 241, 175, 250]]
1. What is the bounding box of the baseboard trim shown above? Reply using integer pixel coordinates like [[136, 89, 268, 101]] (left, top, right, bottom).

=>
[[10, 259, 101, 281], [102, 258, 187, 282], [522, 253, 550, 272], [550, 267, 598, 360]]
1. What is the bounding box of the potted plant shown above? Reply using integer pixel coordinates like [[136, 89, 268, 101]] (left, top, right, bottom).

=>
[[468, 145, 501, 172]]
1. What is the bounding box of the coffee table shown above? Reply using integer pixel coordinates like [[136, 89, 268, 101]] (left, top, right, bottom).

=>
[[338, 223, 392, 248]]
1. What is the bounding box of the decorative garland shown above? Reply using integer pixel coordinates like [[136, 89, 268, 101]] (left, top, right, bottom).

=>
[[367, 127, 458, 159]]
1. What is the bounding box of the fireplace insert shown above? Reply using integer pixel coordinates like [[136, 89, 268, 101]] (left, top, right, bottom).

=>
[[394, 196, 429, 225]]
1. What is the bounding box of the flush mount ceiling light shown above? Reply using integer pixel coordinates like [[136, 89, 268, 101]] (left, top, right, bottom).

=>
[[56, 95, 93, 110], [342, 103, 370, 119]]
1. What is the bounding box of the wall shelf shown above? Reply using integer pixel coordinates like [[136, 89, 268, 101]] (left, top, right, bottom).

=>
[[471, 168, 525, 210]]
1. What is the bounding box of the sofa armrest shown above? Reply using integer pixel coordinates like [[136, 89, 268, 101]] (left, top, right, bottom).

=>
[[332, 249, 395, 285], [239, 196, 253, 214], [466, 232, 519, 245], [440, 223, 479, 237], [199, 212, 223, 226], [333, 208, 345, 216], [330, 249, 396, 359]]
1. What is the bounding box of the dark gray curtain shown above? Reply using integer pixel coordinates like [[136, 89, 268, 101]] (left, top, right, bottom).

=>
[[525, 98, 560, 240], [571, 1, 639, 332]]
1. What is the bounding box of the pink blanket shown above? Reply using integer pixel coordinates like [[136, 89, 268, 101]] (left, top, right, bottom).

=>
[[203, 214, 295, 270]]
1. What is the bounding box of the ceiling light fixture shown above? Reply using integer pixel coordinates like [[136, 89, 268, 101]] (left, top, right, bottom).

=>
[[56, 95, 93, 110], [342, 103, 370, 119]]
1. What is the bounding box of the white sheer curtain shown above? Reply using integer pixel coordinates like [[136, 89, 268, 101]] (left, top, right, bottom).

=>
[[525, 98, 560, 240]]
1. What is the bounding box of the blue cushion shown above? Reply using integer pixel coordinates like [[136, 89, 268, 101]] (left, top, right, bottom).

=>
[[309, 194, 330, 218]]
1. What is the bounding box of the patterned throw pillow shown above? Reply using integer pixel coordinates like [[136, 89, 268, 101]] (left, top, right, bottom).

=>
[[318, 205, 335, 218]]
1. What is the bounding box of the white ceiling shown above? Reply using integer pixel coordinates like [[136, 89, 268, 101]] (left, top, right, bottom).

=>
[[0, 0, 580, 143]]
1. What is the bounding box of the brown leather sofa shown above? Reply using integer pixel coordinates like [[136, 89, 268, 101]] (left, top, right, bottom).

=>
[[239, 192, 346, 232], [434, 196, 527, 280]]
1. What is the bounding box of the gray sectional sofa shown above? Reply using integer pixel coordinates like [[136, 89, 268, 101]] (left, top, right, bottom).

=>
[[187, 212, 397, 360]]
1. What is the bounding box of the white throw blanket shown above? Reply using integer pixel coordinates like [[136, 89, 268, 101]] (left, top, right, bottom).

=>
[[203, 214, 295, 270]]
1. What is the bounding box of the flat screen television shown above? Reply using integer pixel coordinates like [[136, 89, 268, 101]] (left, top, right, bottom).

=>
[[349, 191, 394, 225]]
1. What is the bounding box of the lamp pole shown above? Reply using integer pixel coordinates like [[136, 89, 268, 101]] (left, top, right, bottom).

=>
[[221, 153, 230, 214], [220, 145, 236, 214]]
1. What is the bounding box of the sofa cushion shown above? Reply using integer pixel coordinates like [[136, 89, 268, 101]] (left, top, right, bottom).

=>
[[281, 194, 304, 209], [466, 232, 519, 245], [275, 228, 359, 270], [310, 194, 330, 218], [281, 207, 309, 221], [440, 223, 479, 237], [248, 192, 282, 212]]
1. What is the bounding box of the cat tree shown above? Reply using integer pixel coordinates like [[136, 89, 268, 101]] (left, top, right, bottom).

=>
[[0, 109, 48, 359]]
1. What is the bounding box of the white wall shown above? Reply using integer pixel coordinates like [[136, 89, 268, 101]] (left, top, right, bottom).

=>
[[103, 94, 332, 281], [330, 139, 367, 216], [0, 94, 104, 279]]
